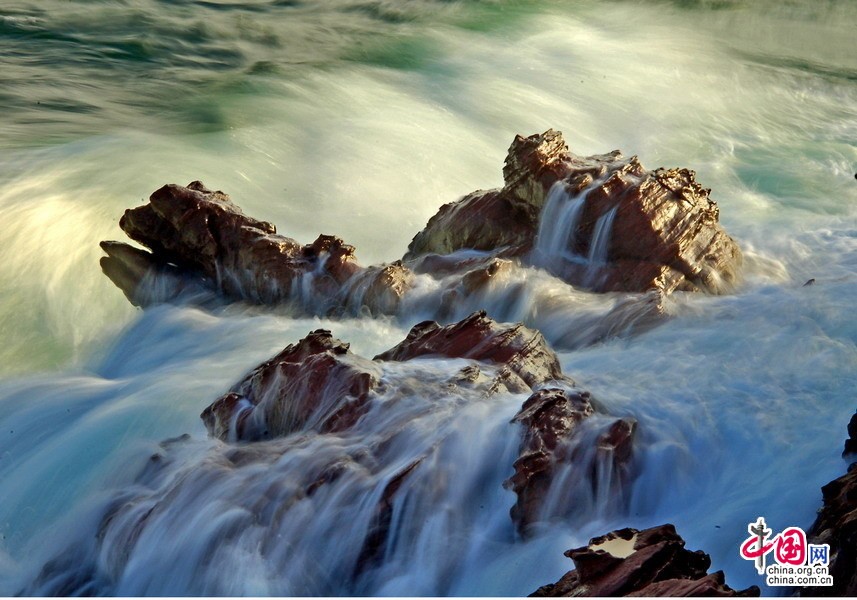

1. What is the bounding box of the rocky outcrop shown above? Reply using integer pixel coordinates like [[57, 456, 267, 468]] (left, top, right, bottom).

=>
[[102, 181, 413, 313], [843, 411, 857, 457], [102, 130, 741, 312], [200, 329, 382, 441], [531, 524, 760, 597], [405, 131, 571, 259], [200, 312, 637, 539], [505, 389, 636, 536], [803, 467, 857, 597], [801, 412, 857, 597], [406, 130, 742, 294], [374, 310, 564, 391], [201, 312, 569, 443]]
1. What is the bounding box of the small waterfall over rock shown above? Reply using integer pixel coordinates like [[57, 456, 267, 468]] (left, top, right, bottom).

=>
[[584, 205, 619, 288], [534, 182, 588, 263], [532, 180, 620, 291]]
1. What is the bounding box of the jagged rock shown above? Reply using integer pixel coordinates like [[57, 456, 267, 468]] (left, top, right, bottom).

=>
[[406, 130, 742, 294], [374, 310, 563, 389], [504, 388, 637, 536], [201, 329, 382, 441], [102, 131, 741, 311], [843, 411, 857, 457], [202, 312, 567, 442], [802, 467, 857, 597], [531, 524, 760, 597], [405, 131, 570, 260], [802, 413, 857, 597], [103, 181, 414, 312]]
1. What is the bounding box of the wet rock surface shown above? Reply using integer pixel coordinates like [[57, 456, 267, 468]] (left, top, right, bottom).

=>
[[802, 413, 857, 597], [102, 130, 741, 313], [203, 311, 569, 443], [374, 309, 564, 390], [531, 524, 760, 597], [102, 180, 413, 312], [505, 388, 637, 536], [200, 329, 382, 442], [28, 312, 642, 596], [406, 130, 742, 294]]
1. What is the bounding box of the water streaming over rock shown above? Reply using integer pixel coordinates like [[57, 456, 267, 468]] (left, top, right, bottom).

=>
[[1, 0, 856, 596]]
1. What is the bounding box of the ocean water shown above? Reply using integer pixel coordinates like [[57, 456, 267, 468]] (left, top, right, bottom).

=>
[[0, 0, 856, 595]]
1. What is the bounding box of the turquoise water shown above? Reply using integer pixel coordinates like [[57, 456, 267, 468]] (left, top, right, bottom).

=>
[[0, 0, 856, 595]]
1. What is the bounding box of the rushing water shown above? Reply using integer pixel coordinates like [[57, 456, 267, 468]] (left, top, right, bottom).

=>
[[1, 0, 856, 595]]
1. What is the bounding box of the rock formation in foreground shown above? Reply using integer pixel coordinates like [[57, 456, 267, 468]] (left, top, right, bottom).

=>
[[28, 313, 639, 595], [801, 411, 857, 597], [531, 524, 759, 597], [201, 311, 569, 442], [199, 311, 637, 537], [406, 130, 742, 294], [101, 130, 742, 312]]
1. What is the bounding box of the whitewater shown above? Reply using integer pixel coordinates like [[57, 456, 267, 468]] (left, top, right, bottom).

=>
[[0, 0, 855, 595]]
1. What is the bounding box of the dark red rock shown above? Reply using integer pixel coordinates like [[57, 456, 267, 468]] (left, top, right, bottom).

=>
[[374, 310, 563, 389], [104, 181, 414, 312], [202, 312, 567, 442], [802, 414, 857, 597], [200, 329, 381, 441], [504, 388, 637, 536], [405, 130, 742, 294], [531, 524, 759, 597]]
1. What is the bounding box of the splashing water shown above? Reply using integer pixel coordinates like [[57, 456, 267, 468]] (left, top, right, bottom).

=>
[[0, 0, 856, 596], [534, 182, 589, 263]]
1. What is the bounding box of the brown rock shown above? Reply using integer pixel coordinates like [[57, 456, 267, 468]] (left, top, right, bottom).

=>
[[202, 312, 567, 443], [200, 329, 382, 441], [802, 459, 857, 596], [405, 130, 742, 294], [405, 131, 571, 260], [374, 310, 563, 389], [531, 524, 759, 597], [105, 181, 414, 312], [504, 388, 637, 536]]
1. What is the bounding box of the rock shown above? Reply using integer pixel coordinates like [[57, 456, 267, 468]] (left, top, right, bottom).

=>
[[201, 329, 382, 441], [531, 524, 760, 597], [99, 241, 168, 305], [843, 411, 857, 457], [104, 181, 414, 312], [405, 130, 742, 294], [504, 388, 637, 536], [405, 131, 570, 260], [802, 467, 857, 597], [202, 312, 567, 442], [801, 412, 857, 597], [374, 310, 564, 389]]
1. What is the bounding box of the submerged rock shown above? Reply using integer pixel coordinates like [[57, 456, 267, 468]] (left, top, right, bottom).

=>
[[199, 312, 638, 534], [406, 130, 742, 294], [531, 524, 760, 597]]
